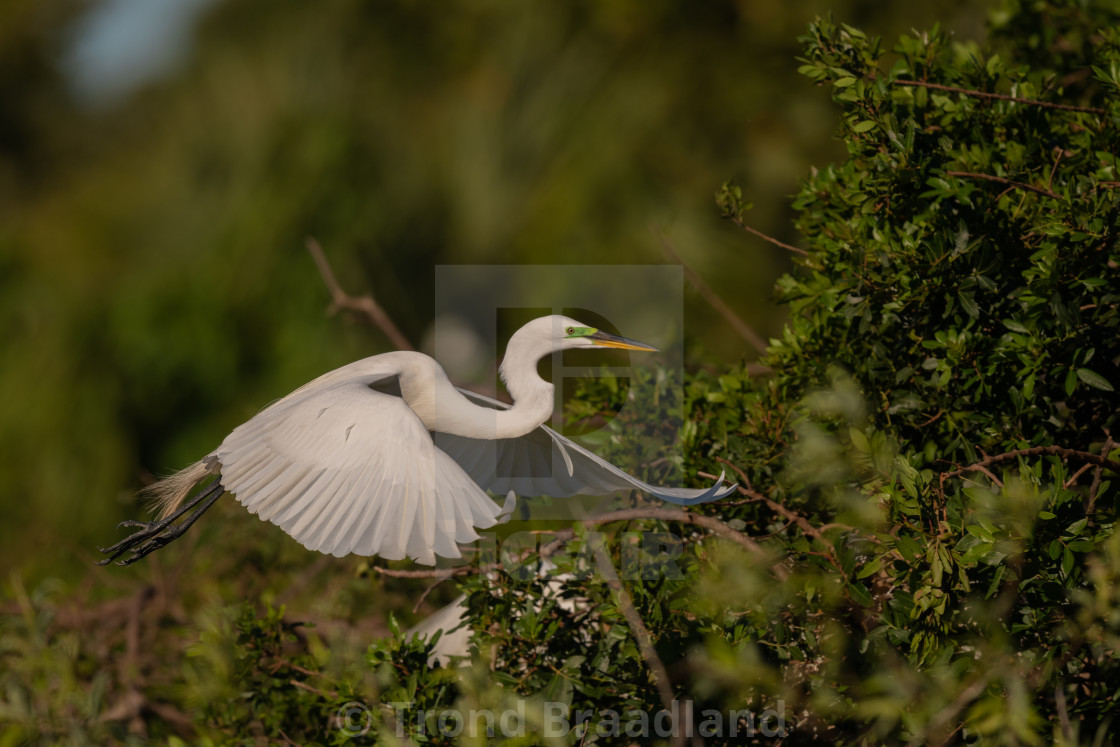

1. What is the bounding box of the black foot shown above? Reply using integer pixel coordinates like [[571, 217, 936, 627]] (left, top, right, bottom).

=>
[[97, 480, 225, 566], [97, 518, 189, 566]]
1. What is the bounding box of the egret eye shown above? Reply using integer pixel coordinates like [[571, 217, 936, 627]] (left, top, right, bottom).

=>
[[566, 327, 574, 335]]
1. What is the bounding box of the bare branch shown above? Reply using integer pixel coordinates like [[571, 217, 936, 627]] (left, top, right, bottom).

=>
[[941, 445, 1120, 482], [894, 79, 1107, 115], [1088, 435, 1114, 514], [945, 170, 1061, 201], [711, 459, 849, 579], [589, 536, 685, 747], [291, 678, 339, 700], [305, 237, 414, 351], [655, 230, 771, 359], [366, 565, 481, 579], [723, 213, 809, 256]]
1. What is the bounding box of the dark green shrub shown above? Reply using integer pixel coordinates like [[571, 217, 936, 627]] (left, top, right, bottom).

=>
[[215, 3, 1120, 743]]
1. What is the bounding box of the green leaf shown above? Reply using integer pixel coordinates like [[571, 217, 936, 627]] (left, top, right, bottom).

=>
[[986, 565, 1007, 599], [847, 582, 873, 606], [856, 556, 883, 579], [1076, 368, 1114, 391], [958, 291, 979, 319]]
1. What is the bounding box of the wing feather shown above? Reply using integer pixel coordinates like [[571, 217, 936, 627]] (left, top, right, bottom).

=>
[[436, 388, 737, 505], [215, 377, 502, 564]]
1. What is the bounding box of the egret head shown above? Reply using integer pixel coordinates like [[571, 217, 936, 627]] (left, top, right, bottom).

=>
[[514, 314, 658, 353], [557, 317, 658, 352], [501, 315, 658, 390]]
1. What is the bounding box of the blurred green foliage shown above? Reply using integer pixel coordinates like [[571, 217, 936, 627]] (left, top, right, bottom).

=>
[[15, 0, 1120, 745], [0, 0, 982, 575]]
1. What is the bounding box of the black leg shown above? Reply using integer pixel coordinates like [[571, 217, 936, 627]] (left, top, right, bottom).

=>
[[97, 479, 225, 566]]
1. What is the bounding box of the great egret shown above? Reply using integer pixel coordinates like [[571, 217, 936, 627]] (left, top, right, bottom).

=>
[[99, 315, 734, 566]]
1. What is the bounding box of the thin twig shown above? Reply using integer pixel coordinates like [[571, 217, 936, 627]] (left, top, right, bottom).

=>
[[1048, 149, 1064, 192], [945, 170, 1061, 200], [367, 565, 481, 579], [942, 445, 1120, 482], [412, 574, 458, 614], [267, 656, 322, 678], [894, 79, 1107, 115], [305, 237, 414, 351], [1062, 462, 1095, 489], [710, 459, 847, 579], [290, 679, 339, 699], [724, 214, 809, 257], [655, 230, 771, 357], [1088, 436, 1114, 514]]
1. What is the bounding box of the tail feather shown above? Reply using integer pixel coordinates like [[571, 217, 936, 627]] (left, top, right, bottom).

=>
[[144, 460, 217, 519]]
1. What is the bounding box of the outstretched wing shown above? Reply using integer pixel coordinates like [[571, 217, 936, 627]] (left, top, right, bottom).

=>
[[433, 388, 736, 505], [214, 375, 502, 565]]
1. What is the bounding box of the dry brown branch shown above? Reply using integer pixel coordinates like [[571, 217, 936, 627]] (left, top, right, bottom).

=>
[[723, 213, 809, 257], [894, 79, 1107, 114], [589, 535, 685, 747], [411, 571, 471, 614], [366, 565, 480, 579], [305, 237, 414, 351], [266, 656, 322, 678], [709, 459, 848, 579], [1048, 148, 1065, 192], [972, 464, 1004, 488], [945, 170, 1062, 200], [1088, 435, 1115, 513], [655, 230, 771, 359], [941, 445, 1120, 482], [290, 679, 339, 699], [1062, 461, 1095, 489]]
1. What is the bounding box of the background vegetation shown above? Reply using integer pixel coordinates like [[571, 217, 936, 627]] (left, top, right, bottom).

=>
[[6, 0, 1120, 745]]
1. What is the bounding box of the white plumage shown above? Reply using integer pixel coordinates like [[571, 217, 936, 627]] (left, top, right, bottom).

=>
[[99, 315, 735, 567]]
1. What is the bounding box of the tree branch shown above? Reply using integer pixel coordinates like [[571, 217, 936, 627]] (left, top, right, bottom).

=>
[[945, 170, 1061, 201], [655, 230, 772, 359], [941, 445, 1120, 482], [305, 237, 414, 351], [894, 79, 1107, 115], [724, 214, 809, 256], [711, 459, 850, 580], [563, 506, 784, 578], [366, 565, 481, 579], [589, 536, 685, 747], [1088, 436, 1114, 514]]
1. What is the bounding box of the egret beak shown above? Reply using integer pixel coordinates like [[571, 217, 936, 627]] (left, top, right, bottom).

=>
[[587, 330, 658, 352]]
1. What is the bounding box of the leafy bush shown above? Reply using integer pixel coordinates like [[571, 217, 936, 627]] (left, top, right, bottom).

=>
[[451, 3, 1120, 743], [5, 2, 1119, 745], [197, 3, 1120, 744]]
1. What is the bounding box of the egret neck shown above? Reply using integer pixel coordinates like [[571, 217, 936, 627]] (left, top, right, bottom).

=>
[[391, 341, 554, 442], [494, 330, 556, 439]]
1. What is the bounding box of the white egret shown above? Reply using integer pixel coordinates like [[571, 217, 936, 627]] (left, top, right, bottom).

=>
[[99, 315, 734, 566]]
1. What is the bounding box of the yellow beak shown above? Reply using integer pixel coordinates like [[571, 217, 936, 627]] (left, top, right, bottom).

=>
[[587, 330, 658, 352]]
